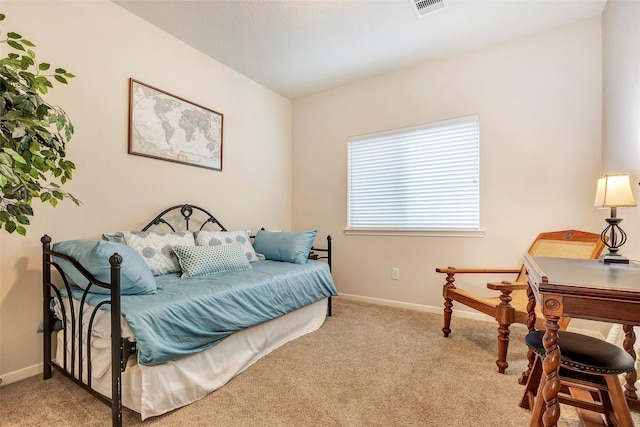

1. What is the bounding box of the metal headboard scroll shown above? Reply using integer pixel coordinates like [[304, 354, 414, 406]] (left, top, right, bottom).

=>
[[141, 204, 227, 232]]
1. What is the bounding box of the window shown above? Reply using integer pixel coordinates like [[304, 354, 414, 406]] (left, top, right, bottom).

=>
[[347, 115, 480, 234]]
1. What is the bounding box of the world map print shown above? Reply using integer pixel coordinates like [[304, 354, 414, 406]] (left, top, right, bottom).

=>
[[129, 80, 223, 170]]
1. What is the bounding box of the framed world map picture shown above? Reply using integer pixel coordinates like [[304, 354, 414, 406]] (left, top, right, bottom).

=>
[[128, 79, 223, 171]]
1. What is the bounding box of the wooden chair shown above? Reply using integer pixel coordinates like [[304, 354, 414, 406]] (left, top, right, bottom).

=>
[[436, 230, 605, 374]]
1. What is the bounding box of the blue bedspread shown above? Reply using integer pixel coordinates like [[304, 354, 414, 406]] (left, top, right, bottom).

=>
[[69, 260, 338, 366]]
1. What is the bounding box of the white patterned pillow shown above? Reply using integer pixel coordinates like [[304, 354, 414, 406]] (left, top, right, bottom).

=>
[[195, 230, 261, 262], [173, 243, 252, 278], [122, 231, 195, 276]]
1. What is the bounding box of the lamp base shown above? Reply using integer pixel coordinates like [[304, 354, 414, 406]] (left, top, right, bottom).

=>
[[599, 253, 630, 264]]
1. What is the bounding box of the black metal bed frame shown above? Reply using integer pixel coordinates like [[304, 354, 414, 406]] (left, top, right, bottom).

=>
[[41, 204, 332, 427]]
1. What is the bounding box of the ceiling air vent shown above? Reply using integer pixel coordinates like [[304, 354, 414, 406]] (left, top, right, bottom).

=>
[[410, 0, 447, 18]]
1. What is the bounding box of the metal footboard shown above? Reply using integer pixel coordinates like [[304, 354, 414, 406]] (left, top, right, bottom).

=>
[[310, 235, 333, 316], [42, 235, 128, 426]]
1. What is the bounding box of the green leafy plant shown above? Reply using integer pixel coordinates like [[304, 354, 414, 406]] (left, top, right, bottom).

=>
[[0, 13, 80, 235]]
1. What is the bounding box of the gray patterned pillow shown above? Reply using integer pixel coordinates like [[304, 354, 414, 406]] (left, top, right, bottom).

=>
[[102, 231, 126, 245], [194, 230, 261, 262], [122, 231, 195, 276], [173, 243, 252, 278]]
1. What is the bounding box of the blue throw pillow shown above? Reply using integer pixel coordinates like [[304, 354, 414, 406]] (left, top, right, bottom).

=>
[[52, 240, 157, 295], [252, 229, 318, 264]]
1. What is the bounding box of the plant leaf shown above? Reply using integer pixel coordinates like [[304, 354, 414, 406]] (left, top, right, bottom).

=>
[[7, 40, 24, 51], [3, 148, 27, 165], [0, 153, 12, 166], [19, 204, 34, 215], [5, 221, 17, 233], [0, 164, 15, 180], [12, 126, 26, 138], [16, 215, 30, 225], [20, 55, 34, 69]]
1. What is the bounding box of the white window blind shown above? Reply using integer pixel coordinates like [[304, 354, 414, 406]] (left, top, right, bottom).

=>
[[347, 115, 480, 231]]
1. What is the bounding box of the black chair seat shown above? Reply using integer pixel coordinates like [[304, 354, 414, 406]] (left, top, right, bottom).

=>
[[526, 330, 635, 375]]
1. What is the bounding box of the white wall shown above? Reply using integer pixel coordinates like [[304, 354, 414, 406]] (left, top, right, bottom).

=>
[[601, 0, 640, 347], [292, 18, 604, 316], [602, 0, 640, 260], [0, 1, 292, 382]]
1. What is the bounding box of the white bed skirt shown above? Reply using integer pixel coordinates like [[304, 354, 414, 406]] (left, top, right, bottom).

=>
[[55, 298, 329, 419]]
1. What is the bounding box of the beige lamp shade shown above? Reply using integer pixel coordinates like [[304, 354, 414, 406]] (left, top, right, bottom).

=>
[[593, 174, 637, 208]]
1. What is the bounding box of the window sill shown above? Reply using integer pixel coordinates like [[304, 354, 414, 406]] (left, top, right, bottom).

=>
[[343, 228, 485, 237]]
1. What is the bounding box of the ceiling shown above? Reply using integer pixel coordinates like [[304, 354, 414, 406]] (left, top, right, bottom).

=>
[[113, 0, 607, 100]]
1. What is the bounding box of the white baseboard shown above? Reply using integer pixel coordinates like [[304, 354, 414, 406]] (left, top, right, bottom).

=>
[[338, 293, 493, 321], [336, 293, 605, 339], [0, 363, 42, 387]]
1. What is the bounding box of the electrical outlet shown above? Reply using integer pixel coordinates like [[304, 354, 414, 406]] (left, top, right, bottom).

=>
[[391, 268, 400, 280]]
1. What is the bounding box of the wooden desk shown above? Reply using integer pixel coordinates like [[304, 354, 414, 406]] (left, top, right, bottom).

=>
[[523, 254, 640, 427]]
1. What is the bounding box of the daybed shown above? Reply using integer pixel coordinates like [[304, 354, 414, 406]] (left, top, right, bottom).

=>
[[41, 204, 337, 426]]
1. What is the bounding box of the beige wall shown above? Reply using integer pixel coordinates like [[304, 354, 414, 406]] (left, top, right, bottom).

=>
[[0, 1, 292, 382], [601, 0, 640, 344], [602, 0, 640, 260], [292, 18, 604, 315]]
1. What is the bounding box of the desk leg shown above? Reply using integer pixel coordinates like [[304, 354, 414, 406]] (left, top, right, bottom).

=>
[[542, 316, 561, 427], [520, 284, 538, 385], [622, 324, 638, 400]]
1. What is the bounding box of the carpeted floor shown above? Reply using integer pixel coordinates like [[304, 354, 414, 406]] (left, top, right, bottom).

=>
[[1, 298, 638, 426]]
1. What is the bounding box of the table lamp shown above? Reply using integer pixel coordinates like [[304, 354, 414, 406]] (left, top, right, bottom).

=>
[[593, 173, 637, 264]]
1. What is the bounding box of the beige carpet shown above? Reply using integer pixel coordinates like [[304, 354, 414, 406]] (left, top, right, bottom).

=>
[[1, 298, 638, 426]]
